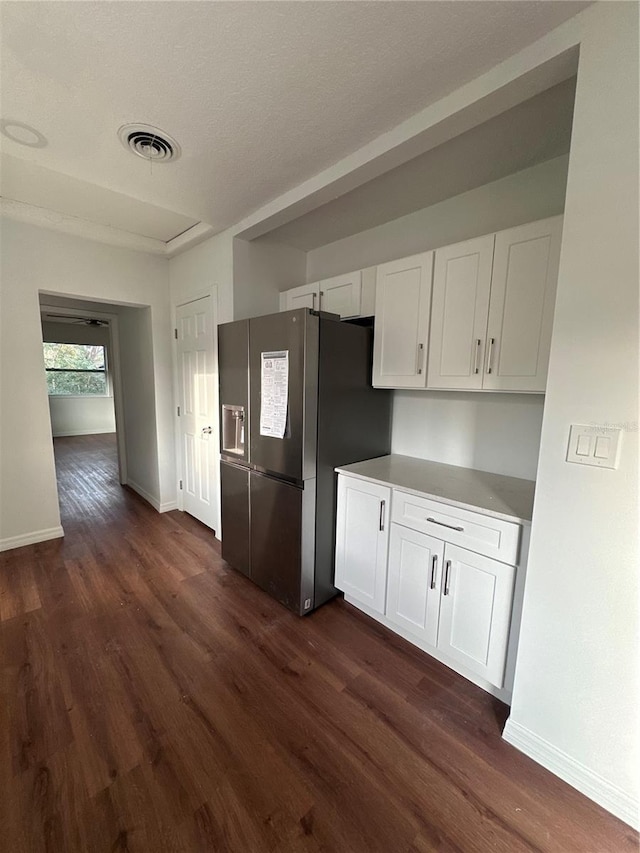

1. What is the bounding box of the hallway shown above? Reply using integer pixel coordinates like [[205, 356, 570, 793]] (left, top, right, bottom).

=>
[[0, 436, 635, 852]]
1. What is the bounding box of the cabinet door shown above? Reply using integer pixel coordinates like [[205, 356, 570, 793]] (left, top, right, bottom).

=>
[[437, 544, 515, 688], [320, 271, 362, 318], [283, 282, 320, 312], [334, 476, 391, 614], [387, 524, 444, 647], [372, 252, 433, 388], [483, 216, 562, 392], [427, 235, 494, 389]]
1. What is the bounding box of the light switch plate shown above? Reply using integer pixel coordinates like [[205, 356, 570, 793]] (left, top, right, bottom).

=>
[[566, 424, 622, 468]]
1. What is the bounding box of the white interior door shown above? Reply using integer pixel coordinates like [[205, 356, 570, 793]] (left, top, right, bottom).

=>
[[176, 296, 217, 530]]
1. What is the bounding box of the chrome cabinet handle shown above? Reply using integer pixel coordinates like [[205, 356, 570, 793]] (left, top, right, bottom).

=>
[[416, 342, 424, 375], [486, 337, 495, 374], [443, 560, 452, 595], [379, 500, 386, 531], [474, 338, 482, 374], [430, 554, 438, 590], [426, 516, 464, 533], [311, 292, 316, 307]]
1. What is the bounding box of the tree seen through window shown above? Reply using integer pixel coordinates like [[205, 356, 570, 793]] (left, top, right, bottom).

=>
[[43, 342, 108, 395]]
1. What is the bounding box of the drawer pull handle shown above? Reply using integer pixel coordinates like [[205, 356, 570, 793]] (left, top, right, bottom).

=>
[[443, 560, 452, 595], [426, 517, 464, 533], [430, 554, 438, 589], [379, 500, 386, 531]]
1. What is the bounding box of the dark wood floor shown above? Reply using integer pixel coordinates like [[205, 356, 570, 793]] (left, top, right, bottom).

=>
[[1, 434, 636, 852]]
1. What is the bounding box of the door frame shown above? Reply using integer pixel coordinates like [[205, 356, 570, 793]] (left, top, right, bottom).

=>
[[171, 286, 220, 535], [39, 301, 127, 484]]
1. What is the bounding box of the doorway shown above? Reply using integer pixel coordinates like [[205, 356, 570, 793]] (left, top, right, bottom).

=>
[[40, 300, 127, 487]]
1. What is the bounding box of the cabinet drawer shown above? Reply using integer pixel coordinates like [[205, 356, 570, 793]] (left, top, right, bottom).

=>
[[391, 490, 520, 565]]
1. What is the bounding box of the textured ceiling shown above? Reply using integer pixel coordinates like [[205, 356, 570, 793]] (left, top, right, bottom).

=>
[[1, 155, 198, 241], [265, 78, 577, 250], [1, 2, 588, 243]]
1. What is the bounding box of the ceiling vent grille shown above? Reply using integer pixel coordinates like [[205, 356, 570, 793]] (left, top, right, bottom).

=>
[[118, 124, 181, 163]]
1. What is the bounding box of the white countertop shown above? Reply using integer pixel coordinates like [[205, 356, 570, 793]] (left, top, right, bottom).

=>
[[336, 455, 536, 524]]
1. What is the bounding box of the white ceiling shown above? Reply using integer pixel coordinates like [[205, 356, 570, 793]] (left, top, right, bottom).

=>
[[1, 155, 199, 241], [265, 78, 576, 251], [1, 2, 588, 248]]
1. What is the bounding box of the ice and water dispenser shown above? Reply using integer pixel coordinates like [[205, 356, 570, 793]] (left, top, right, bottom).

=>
[[222, 404, 245, 456]]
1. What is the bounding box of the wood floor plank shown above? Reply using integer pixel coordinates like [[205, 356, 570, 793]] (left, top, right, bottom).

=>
[[0, 434, 636, 852]]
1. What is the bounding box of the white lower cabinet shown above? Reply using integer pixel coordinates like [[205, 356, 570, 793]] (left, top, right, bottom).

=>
[[387, 526, 515, 687], [335, 472, 523, 696], [334, 476, 391, 615], [387, 525, 442, 646], [437, 543, 515, 688]]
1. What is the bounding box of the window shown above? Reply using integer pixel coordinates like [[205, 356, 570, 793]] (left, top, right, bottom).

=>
[[43, 342, 109, 396]]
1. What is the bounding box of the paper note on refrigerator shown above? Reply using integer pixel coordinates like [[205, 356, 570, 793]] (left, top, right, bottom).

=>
[[260, 350, 289, 439]]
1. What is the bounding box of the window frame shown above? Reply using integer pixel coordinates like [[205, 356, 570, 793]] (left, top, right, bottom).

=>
[[43, 342, 111, 398]]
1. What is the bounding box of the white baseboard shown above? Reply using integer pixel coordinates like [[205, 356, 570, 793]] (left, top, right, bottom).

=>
[[159, 501, 178, 513], [126, 480, 161, 512], [52, 428, 116, 437], [503, 718, 639, 829], [0, 525, 64, 552]]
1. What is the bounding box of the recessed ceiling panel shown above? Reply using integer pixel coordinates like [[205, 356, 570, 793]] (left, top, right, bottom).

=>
[[0, 155, 199, 241]]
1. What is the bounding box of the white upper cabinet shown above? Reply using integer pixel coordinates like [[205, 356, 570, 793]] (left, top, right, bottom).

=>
[[372, 252, 434, 388], [427, 235, 495, 389], [426, 216, 562, 393], [280, 269, 369, 318], [483, 216, 563, 392], [282, 282, 320, 312], [320, 271, 362, 318]]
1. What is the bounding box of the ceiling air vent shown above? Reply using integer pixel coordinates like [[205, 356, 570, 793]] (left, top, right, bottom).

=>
[[118, 123, 181, 163]]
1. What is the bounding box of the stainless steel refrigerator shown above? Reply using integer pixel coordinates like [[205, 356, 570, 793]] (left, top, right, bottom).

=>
[[219, 308, 392, 615]]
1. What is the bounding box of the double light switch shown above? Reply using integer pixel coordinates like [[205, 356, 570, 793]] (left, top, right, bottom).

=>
[[566, 424, 622, 469]]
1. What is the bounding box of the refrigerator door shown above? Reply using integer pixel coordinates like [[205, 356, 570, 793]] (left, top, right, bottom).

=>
[[220, 461, 250, 578], [218, 319, 249, 466], [249, 470, 315, 614], [249, 310, 319, 483]]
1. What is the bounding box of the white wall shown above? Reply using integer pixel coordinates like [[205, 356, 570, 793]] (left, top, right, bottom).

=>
[[505, 2, 639, 828], [0, 219, 173, 549], [117, 306, 161, 503], [306, 155, 568, 281], [168, 227, 236, 536], [233, 236, 307, 319], [47, 396, 116, 437], [307, 157, 568, 481], [41, 320, 116, 437], [392, 392, 544, 481], [169, 228, 234, 323]]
